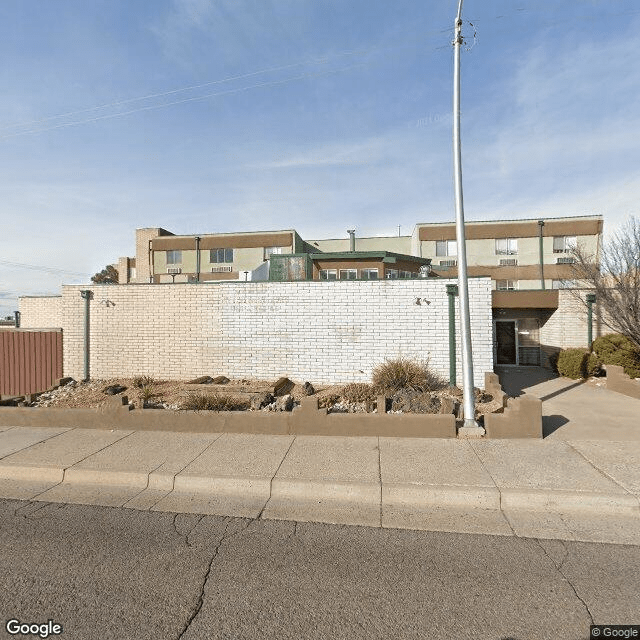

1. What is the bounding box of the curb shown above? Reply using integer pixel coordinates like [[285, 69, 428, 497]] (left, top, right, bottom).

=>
[[1, 462, 639, 522], [500, 487, 640, 516]]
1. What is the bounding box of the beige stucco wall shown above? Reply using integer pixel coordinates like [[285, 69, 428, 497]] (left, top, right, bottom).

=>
[[18, 296, 63, 328], [153, 245, 291, 278], [308, 236, 412, 254], [420, 234, 600, 268], [59, 279, 493, 387]]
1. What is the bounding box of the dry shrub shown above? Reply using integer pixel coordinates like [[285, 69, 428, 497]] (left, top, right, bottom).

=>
[[133, 375, 156, 388], [372, 357, 446, 393], [180, 393, 249, 411], [318, 393, 341, 409], [139, 385, 155, 406], [341, 383, 376, 404]]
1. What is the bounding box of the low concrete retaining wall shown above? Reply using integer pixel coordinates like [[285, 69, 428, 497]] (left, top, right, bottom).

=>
[[484, 395, 543, 439], [0, 371, 544, 438], [606, 365, 640, 400], [0, 395, 457, 438]]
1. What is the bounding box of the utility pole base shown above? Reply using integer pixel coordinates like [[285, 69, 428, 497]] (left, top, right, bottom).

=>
[[457, 423, 486, 439]]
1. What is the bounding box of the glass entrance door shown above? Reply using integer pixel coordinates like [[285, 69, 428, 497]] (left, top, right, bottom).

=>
[[495, 321, 517, 365]]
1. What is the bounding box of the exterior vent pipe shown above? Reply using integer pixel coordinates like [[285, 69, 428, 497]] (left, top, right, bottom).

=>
[[347, 229, 356, 252]]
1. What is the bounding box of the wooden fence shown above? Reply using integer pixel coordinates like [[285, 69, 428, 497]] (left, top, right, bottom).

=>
[[0, 329, 63, 397]]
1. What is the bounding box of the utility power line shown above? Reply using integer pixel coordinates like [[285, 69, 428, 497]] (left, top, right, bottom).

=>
[[0, 260, 90, 276]]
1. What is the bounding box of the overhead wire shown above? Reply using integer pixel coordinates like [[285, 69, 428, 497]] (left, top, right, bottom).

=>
[[0, 25, 454, 138], [0, 260, 90, 276]]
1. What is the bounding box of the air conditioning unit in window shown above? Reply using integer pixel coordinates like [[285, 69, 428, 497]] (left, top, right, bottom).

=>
[[556, 257, 575, 264], [211, 266, 233, 273], [499, 259, 518, 266], [167, 267, 182, 274], [439, 260, 457, 267]]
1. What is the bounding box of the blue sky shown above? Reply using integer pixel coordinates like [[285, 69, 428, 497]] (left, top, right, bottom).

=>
[[1, 0, 639, 316]]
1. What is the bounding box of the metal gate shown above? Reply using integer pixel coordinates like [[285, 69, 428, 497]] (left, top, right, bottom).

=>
[[0, 329, 63, 397]]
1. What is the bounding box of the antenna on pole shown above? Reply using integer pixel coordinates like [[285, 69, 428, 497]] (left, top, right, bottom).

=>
[[452, 0, 484, 437]]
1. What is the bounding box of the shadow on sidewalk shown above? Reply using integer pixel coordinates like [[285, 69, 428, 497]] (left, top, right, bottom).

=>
[[538, 379, 586, 402], [542, 414, 569, 438], [494, 366, 558, 397]]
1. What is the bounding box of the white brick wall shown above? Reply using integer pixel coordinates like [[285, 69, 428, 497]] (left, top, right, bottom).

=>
[[55, 279, 493, 387], [539, 289, 603, 353], [18, 296, 63, 328]]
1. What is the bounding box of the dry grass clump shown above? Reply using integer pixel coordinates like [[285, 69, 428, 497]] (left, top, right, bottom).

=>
[[318, 393, 341, 409], [133, 375, 156, 388], [139, 385, 155, 406], [372, 357, 446, 393], [340, 383, 376, 403], [180, 393, 249, 411]]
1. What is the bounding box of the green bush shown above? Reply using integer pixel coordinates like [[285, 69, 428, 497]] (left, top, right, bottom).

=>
[[180, 393, 249, 411], [592, 334, 640, 378], [557, 349, 601, 379], [371, 357, 446, 393]]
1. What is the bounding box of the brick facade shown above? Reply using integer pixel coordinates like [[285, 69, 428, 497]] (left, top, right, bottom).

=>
[[48, 279, 493, 387], [18, 296, 63, 328]]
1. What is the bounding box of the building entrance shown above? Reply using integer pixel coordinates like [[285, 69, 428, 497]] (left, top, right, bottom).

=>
[[494, 318, 541, 366]]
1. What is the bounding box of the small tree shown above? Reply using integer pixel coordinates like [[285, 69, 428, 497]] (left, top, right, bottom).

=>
[[91, 265, 119, 284], [571, 217, 640, 348]]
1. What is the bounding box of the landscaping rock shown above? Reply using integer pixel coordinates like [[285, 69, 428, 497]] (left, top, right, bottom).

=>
[[303, 381, 315, 396], [187, 376, 213, 384], [251, 392, 274, 411], [273, 377, 294, 396], [211, 376, 230, 384], [439, 397, 457, 415], [103, 384, 127, 395], [391, 389, 440, 414], [275, 394, 294, 411]]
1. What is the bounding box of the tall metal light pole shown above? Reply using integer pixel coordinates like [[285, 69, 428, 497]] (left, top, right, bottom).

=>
[[452, 0, 484, 436]]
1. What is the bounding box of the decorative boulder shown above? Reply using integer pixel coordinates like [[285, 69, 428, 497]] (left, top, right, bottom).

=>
[[273, 377, 295, 397], [211, 376, 230, 384], [251, 392, 274, 411], [187, 376, 213, 384], [303, 381, 316, 396], [103, 384, 127, 395], [275, 394, 294, 412]]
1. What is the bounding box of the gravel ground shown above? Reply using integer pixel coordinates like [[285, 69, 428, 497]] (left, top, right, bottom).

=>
[[24, 377, 504, 417]]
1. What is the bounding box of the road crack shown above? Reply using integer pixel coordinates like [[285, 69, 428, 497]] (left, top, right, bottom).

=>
[[534, 538, 594, 625], [175, 515, 257, 640]]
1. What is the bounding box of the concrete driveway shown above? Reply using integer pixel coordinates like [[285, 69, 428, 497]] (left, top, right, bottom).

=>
[[495, 366, 640, 441]]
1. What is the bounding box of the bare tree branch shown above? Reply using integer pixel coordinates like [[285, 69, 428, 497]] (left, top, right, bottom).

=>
[[570, 217, 640, 348]]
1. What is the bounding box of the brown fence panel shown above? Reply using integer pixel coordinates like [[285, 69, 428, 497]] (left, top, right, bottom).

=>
[[0, 329, 63, 396]]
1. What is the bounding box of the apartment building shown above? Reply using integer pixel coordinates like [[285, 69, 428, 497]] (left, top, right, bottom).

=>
[[121, 215, 601, 289], [115, 215, 602, 369]]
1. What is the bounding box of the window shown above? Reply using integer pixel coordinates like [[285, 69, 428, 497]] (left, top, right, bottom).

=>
[[495, 238, 518, 255], [496, 280, 518, 291], [399, 271, 413, 279], [552, 279, 577, 289], [319, 269, 337, 280], [360, 268, 379, 280], [210, 248, 233, 263], [386, 269, 399, 279], [166, 250, 182, 264], [339, 269, 357, 280], [264, 246, 283, 260], [436, 240, 457, 257], [553, 236, 577, 253]]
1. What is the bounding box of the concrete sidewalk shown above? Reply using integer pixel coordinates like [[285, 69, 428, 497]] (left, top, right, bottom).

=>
[[0, 425, 638, 546]]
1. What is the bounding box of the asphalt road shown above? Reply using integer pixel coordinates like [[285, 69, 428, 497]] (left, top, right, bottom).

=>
[[0, 499, 638, 640]]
